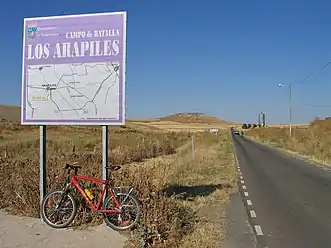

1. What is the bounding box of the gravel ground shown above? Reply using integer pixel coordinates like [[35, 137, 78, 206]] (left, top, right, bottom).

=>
[[0, 211, 127, 248]]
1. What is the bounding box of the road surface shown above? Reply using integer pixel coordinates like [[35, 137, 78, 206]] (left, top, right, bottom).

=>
[[233, 134, 331, 248]]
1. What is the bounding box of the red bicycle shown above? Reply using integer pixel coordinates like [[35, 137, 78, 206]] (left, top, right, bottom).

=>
[[40, 163, 140, 231]]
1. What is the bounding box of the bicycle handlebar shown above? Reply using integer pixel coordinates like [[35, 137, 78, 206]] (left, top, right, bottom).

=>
[[64, 163, 121, 174], [64, 163, 82, 170]]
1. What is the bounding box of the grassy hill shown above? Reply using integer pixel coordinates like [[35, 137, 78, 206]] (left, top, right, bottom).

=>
[[160, 112, 234, 124]]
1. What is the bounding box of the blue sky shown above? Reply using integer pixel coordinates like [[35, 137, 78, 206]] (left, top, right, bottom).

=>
[[2, 0, 331, 124]]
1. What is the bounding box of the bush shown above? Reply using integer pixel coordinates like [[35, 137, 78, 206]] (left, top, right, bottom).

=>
[[0, 126, 189, 219]]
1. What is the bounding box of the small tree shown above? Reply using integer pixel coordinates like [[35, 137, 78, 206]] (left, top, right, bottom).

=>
[[247, 124, 252, 129], [253, 124, 258, 128], [242, 123, 248, 129]]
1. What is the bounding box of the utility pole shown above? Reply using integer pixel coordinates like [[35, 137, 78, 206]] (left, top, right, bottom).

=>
[[289, 84, 292, 138], [278, 83, 292, 138]]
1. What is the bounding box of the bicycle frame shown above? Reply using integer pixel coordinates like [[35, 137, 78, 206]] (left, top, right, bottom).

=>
[[70, 174, 121, 214]]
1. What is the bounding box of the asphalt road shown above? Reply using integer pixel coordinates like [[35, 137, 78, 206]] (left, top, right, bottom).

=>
[[233, 134, 331, 248]]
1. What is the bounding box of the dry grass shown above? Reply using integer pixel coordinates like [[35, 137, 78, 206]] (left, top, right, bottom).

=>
[[246, 118, 331, 163], [266, 123, 309, 128], [0, 123, 188, 216], [132, 121, 231, 132], [0, 122, 236, 248], [124, 130, 236, 248], [168, 131, 236, 248]]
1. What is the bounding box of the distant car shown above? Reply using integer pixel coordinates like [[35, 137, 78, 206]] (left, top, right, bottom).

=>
[[234, 130, 239, 135]]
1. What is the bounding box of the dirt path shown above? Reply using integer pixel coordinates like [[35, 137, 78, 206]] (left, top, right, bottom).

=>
[[0, 211, 127, 248]]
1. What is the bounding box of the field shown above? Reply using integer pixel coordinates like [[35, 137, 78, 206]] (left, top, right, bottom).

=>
[[261, 124, 309, 128], [0, 105, 238, 132], [0, 107, 236, 248], [246, 118, 331, 164]]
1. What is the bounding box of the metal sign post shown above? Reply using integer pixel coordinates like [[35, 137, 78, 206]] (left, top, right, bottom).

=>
[[39, 125, 47, 213], [102, 125, 109, 203], [191, 135, 195, 159]]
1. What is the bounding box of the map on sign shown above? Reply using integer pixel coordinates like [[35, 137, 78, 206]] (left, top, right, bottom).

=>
[[26, 62, 120, 120]]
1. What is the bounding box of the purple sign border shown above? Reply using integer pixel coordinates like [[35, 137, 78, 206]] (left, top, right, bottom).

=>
[[21, 11, 126, 126]]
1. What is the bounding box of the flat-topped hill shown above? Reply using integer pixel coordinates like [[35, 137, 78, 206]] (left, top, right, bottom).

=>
[[160, 112, 234, 124]]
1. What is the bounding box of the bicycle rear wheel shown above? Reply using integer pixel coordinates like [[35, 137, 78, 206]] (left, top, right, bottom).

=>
[[41, 189, 77, 228], [103, 192, 140, 231]]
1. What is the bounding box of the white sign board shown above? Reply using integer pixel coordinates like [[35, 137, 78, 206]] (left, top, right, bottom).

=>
[[21, 12, 126, 125]]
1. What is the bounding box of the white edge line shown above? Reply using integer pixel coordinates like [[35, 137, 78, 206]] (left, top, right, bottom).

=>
[[247, 199, 252, 205], [244, 191, 249, 196], [241, 180, 245, 184], [242, 185, 246, 189], [250, 210, 256, 217], [254, 225, 263, 235]]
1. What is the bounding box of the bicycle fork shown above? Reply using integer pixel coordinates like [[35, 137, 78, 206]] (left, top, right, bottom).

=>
[[56, 183, 71, 209]]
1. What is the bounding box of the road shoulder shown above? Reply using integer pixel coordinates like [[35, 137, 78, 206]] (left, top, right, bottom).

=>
[[219, 187, 257, 248]]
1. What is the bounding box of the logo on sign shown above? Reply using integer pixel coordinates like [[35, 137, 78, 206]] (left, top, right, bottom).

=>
[[27, 24, 37, 40]]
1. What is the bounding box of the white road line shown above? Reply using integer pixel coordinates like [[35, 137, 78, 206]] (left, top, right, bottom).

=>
[[244, 191, 249, 196], [254, 225, 263, 235], [242, 185, 246, 189], [239, 172, 242, 175], [238, 169, 241, 172], [241, 180, 245, 184], [247, 199, 252, 205], [250, 210, 256, 217], [240, 176, 243, 179]]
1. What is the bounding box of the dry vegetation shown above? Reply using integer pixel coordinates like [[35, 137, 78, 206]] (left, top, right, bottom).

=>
[[0, 104, 20, 123], [246, 118, 331, 163], [0, 120, 236, 248]]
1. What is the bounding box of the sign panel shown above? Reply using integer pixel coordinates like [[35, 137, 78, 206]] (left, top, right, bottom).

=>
[[21, 12, 126, 125]]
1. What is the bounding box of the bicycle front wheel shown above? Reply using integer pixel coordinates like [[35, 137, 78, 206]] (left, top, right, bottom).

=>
[[41, 189, 77, 228], [103, 192, 140, 231]]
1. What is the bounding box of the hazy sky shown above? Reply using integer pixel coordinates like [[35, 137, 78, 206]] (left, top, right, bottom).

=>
[[2, 0, 331, 124]]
